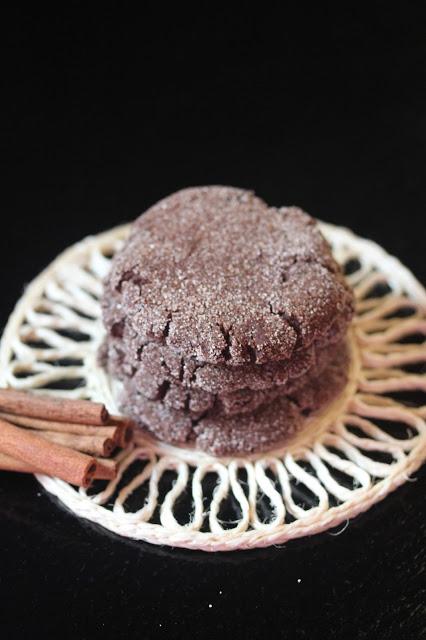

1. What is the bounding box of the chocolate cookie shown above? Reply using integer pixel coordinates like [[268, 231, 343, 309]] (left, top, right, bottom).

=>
[[102, 186, 353, 367]]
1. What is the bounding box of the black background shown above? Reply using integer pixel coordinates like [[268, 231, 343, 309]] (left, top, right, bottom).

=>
[[1, 5, 425, 639]]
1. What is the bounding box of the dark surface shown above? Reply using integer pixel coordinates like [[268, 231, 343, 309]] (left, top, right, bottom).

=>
[[1, 6, 425, 639]]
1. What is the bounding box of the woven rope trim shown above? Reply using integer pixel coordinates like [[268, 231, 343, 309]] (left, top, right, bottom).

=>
[[0, 222, 425, 552]]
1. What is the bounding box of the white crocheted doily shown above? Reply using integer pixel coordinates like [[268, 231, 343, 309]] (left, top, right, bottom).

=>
[[0, 223, 425, 551]]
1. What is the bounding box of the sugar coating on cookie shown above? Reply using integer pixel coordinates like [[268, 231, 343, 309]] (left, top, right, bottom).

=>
[[100, 186, 354, 455], [103, 186, 353, 366]]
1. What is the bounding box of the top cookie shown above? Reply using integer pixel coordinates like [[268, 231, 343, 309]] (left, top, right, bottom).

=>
[[103, 186, 353, 366]]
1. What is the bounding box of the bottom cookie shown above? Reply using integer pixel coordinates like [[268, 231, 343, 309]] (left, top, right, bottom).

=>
[[121, 341, 350, 455]]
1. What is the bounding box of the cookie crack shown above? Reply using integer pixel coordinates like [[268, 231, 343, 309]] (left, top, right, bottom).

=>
[[178, 357, 185, 382], [189, 362, 206, 385], [163, 313, 172, 339], [268, 302, 302, 348], [280, 255, 338, 284], [190, 410, 210, 427], [244, 345, 257, 364], [137, 344, 146, 360], [160, 357, 172, 377], [287, 393, 311, 416], [219, 323, 233, 361], [116, 269, 151, 293], [111, 318, 125, 338], [157, 380, 171, 400], [184, 393, 190, 412], [280, 314, 302, 348]]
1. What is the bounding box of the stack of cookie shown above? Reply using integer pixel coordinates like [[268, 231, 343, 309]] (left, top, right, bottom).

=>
[[100, 187, 354, 455]]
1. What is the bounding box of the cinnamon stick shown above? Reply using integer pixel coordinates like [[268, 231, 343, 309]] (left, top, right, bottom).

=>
[[94, 458, 118, 480], [0, 451, 41, 474], [0, 389, 109, 425], [0, 418, 97, 487], [35, 431, 115, 457], [113, 424, 133, 448], [0, 411, 120, 440], [0, 451, 117, 480], [109, 415, 134, 447]]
